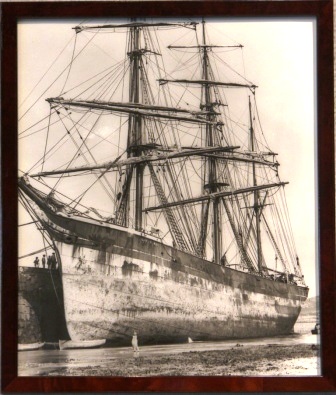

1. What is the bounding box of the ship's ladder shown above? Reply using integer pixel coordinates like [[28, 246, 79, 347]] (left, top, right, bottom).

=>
[[196, 201, 209, 257], [262, 214, 294, 276], [114, 165, 134, 226], [147, 163, 190, 252], [222, 198, 256, 271], [140, 63, 191, 253]]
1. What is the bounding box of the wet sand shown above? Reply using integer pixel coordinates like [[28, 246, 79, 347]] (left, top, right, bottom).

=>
[[25, 343, 319, 377], [19, 317, 320, 377]]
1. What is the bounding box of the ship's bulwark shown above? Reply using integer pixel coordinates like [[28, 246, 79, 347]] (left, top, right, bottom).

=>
[[49, 213, 308, 345]]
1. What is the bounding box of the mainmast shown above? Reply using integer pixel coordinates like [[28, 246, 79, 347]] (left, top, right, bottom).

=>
[[249, 96, 263, 272], [201, 20, 221, 264]]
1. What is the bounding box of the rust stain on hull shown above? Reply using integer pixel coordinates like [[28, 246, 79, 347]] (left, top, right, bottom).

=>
[[53, 225, 308, 344]]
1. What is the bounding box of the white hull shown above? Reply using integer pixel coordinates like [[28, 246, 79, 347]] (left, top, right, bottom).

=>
[[59, 339, 106, 350], [18, 342, 45, 351]]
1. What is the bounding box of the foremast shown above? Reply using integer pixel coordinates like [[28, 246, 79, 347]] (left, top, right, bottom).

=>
[[128, 23, 143, 231], [118, 22, 191, 250]]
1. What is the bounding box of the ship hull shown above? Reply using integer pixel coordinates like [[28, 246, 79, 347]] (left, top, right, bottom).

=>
[[47, 212, 308, 345], [17, 179, 308, 344]]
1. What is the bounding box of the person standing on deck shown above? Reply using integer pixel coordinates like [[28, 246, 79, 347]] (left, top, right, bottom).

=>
[[51, 252, 57, 269], [33, 257, 39, 268], [41, 255, 46, 269], [47, 255, 52, 269]]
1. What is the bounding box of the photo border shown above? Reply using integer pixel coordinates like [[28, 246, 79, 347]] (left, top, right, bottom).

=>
[[2, 1, 335, 392]]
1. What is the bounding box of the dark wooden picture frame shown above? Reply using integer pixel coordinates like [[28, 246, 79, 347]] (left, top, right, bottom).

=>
[[2, 0, 335, 392]]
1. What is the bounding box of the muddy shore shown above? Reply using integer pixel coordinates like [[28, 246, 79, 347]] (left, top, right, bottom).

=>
[[36, 343, 319, 377], [19, 315, 320, 377]]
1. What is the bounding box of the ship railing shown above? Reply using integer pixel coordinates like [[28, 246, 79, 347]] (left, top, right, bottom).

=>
[[225, 263, 250, 272], [139, 227, 162, 239], [262, 266, 305, 284]]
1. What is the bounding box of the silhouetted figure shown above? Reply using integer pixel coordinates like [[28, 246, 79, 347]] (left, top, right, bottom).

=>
[[41, 254, 46, 269], [47, 255, 52, 269], [33, 257, 39, 268], [50, 252, 57, 269]]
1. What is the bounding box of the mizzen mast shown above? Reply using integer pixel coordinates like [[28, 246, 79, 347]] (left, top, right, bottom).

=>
[[249, 96, 263, 273]]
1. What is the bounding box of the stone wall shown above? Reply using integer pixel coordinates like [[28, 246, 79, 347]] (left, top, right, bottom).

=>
[[18, 267, 69, 344]]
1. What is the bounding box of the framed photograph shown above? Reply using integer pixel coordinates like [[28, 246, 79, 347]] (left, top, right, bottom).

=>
[[2, 0, 335, 392]]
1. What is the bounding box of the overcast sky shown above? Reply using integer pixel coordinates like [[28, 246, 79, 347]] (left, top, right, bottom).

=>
[[18, 18, 317, 296]]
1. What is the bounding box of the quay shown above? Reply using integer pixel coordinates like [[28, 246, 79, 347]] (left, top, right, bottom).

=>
[[19, 266, 69, 345]]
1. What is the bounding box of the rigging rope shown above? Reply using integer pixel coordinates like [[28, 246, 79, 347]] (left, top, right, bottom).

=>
[[19, 34, 76, 110], [41, 108, 52, 173], [18, 246, 52, 259], [50, 111, 118, 206], [19, 113, 60, 138], [19, 28, 102, 122], [60, 33, 78, 94]]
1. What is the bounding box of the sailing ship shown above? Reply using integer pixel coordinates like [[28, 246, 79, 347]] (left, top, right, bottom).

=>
[[19, 19, 309, 345]]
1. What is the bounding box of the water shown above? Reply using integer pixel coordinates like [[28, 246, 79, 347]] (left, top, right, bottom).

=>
[[18, 331, 319, 376]]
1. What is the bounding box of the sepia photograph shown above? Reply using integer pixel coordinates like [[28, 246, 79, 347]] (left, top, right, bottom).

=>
[[17, 17, 319, 377]]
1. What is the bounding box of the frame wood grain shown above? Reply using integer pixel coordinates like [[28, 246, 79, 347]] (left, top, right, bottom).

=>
[[2, 1, 335, 392]]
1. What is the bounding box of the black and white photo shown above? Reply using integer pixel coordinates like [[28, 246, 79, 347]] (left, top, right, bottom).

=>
[[18, 17, 319, 377]]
